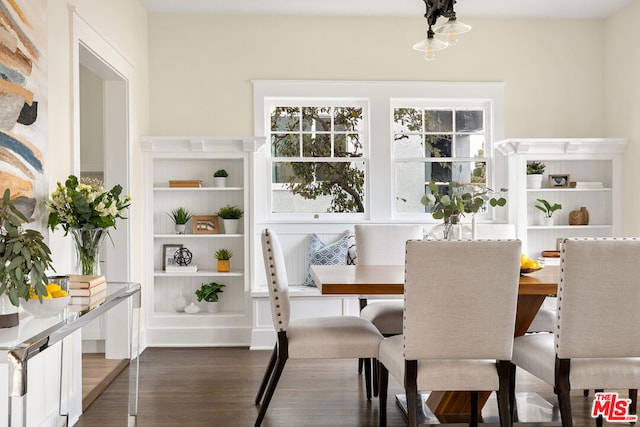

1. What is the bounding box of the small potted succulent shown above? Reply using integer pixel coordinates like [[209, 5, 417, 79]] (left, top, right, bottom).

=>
[[526, 161, 546, 189], [168, 207, 193, 234], [215, 248, 233, 272], [535, 198, 561, 226], [217, 205, 243, 234], [213, 169, 228, 188], [195, 281, 226, 313]]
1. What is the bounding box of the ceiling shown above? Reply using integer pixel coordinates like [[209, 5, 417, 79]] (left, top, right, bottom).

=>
[[140, 0, 633, 19]]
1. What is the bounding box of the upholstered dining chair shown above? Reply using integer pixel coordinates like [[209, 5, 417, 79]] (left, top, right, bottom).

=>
[[354, 224, 424, 394], [510, 238, 640, 427], [378, 239, 521, 427], [254, 229, 384, 427]]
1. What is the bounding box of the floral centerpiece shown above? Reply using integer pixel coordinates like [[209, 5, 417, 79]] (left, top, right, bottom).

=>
[[47, 175, 131, 275], [421, 181, 507, 239]]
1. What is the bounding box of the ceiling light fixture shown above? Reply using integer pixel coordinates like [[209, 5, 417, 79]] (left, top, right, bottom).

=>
[[413, 0, 471, 61]]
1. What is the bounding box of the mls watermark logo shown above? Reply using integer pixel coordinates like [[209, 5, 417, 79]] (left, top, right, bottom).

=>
[[591, 392, 638, 422]]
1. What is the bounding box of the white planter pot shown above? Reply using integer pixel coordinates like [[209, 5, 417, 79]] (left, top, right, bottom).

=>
[[540, 216, 554, 227], [222, 219, 240, 234], [207, 301, 220, 313], [213, 177, 227, 188], [174, 224, 186, 234], [527, 174, 543, 189]]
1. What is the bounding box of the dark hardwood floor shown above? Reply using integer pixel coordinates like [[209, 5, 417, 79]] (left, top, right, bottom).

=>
[[75, 347, 628, 426]]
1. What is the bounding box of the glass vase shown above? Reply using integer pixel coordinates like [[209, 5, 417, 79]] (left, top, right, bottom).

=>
[[70, 228, 107, 275], [427, 214, 472, 240]]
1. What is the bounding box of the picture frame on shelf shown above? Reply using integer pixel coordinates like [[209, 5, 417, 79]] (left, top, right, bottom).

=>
[[192, 215, 220, 234], [548, 174, 570, 188], [163, 244, 183, 270]]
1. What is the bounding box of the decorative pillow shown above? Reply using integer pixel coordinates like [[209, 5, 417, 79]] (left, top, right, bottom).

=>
[[347, 232, 357, 265], [303, 232, 350, 287]]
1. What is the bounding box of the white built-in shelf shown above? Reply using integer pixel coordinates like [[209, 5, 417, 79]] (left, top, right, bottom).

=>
[[153, 187, 244, 192], [526, 188, 612, 193], [153, 234, 243, 239], [526, 225, 612, 230], [153, 269, 244, 277]]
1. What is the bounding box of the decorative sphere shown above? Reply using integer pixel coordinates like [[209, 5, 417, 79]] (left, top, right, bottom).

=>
[[173, 248, 193, 266]]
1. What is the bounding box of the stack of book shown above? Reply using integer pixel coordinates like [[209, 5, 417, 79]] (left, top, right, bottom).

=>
[[67, 274, 107, 310], [169, 180, 202, 188]]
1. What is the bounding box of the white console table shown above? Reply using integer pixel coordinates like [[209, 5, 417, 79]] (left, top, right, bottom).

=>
[[0, 282, 141, 427]]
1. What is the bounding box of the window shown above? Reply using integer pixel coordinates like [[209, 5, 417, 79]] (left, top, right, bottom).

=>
[[392, 103, 492, 215], [268, 103, 367, 214]]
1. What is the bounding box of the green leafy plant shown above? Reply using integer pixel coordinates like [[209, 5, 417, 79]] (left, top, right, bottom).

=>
[[217, 205, 243, 219], [0, 189, 55, 306], [420, 181, 507, 223], [535, 199, 562, 218], [47, 175, 131, 234], [195, 282, 226, 302], [215, 248, 233, 260], [168, 207, 193, 225], [213, 169, 228, 178], [527, 161, 546, 175]]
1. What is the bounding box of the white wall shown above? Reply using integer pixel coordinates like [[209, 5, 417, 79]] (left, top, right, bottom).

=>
[[147, 14, 606, 139], [605, 1, 640, 236]]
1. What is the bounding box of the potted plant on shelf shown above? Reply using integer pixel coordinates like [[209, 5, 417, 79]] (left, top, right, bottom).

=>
[[217, 205, 243, 234], [213, 169, 228, 188], [0, 189, 55, 328], [527, 161, 546, 189], [535, 198, 562, 226], [168, 207, 193, 234], [195, 281, 226, 313], [215, 248, 233, 272]]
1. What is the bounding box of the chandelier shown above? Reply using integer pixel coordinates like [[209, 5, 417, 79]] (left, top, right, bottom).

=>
[[413, 0, 471, 61]]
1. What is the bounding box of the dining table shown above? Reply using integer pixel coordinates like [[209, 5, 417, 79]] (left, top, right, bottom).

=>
[[310, 263, 559, 421]]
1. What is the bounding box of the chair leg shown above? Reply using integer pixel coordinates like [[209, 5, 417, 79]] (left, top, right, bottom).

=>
[[379, 362, 389, 427], [470, 391, 479, 427], [406, 360, 419, 427], [593, 389, 604, 427], [358, 357, 364, 373], [554, 358, 574, 427], [372, 358, 379, 397], [255, 353, 287, 427], [508, 362, 517, 422], [496, 360, 513, 427], [255, 344, 277, 405], [363, 357, 372, 400], [630, 389, 638, 420]]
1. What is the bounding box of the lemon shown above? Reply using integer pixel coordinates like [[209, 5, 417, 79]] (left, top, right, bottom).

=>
[[51, 289, 69, 298]]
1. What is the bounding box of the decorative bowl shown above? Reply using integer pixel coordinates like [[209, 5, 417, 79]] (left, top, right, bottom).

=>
[[22, 296, 70, 318], [520, 267, 543, 275]]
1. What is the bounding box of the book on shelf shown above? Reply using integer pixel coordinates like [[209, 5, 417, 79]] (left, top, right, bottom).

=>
[[168, 180, 202, 188], [574, 181, 603, 188], [68, 274, 106, 289], [69, 280, 107, 297], [69, 289, 107, 308], [165, 265, 198, 273]]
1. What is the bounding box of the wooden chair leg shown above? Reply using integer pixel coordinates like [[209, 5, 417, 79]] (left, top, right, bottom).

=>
[[363, 357, 372, 400], [406, 360, 419, 427], [379, 362, 389, 427], [594, 389, 603, 427], [254, 352, 287, 427], [508, 362, 517, 422], [496, 360, 513, 427], [630, 389, 637, 419], [255, 344, 277, 405], [555, 358, 574, 427], [470, 391, 479, 427], [372, 358, 379, 397], [358, 357, 364, 373]]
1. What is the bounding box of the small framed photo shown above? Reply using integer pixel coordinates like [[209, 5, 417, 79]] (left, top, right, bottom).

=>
[[192, 215, 220, 234], [548, 174, 570, 188], [163, 244, 183, 270]]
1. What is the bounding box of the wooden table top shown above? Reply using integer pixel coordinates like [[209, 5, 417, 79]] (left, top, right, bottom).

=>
[[311, 264, 559, 296]]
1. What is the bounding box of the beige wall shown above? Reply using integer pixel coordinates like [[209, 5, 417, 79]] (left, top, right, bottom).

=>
[[148, 14, 606, 138], [47, 0, 149, 276], [605, 1, 640, 235]]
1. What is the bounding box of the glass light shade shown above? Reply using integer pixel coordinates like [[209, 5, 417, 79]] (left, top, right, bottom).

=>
[[433, 18, 472, 36], [413, 36, 449, 61]]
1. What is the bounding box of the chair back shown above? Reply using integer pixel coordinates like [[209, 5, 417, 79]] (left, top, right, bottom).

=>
[[261, 229, 291, 332], [355, 224, 423, 265], [403, 239, 521, 361], [556, 238, 640, 359]]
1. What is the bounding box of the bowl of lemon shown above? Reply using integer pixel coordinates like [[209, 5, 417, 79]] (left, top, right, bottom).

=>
[[22, 281, 70, 318], [520, 254, 543, 275]]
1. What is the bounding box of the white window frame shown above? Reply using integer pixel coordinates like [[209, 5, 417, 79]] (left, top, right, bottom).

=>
[[253, 80, 504, 223]]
